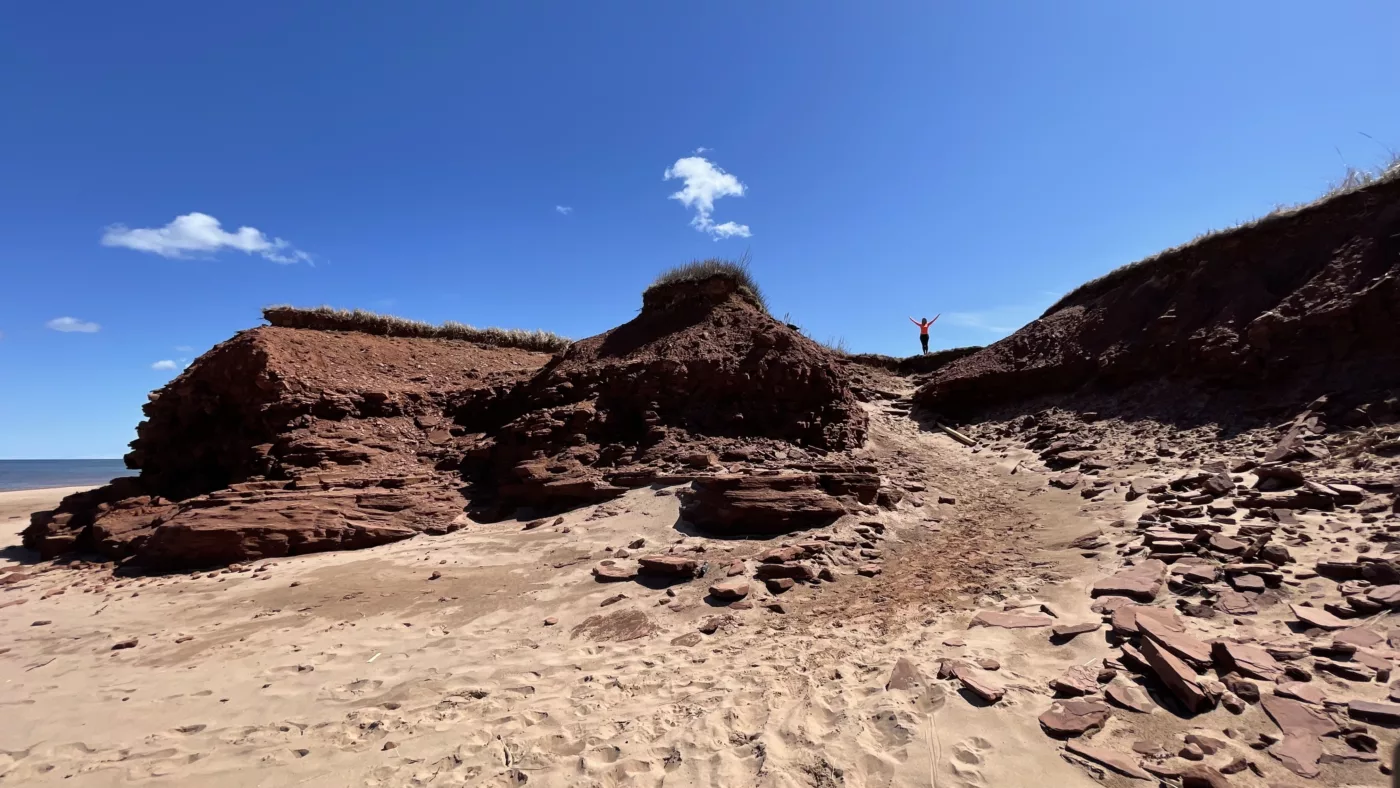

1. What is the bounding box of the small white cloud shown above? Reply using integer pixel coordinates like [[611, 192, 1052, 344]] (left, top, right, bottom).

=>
[[174, 345, 194, 352], [151, 359, 178, 370], [693, 146, 710, 154], [47, 317, 100, 333], [710, 221, 752, 239], [663, 155, 752, 239], [555, 205, 573, 215], [101, 212, 311, 264]]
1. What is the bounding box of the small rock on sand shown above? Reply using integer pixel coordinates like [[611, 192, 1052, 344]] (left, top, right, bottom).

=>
[[1039, 699, 1111, 737], [969, 610, 1053, 629], [1051, 621, 1100, 640], [1064, 739, 1152, 780]]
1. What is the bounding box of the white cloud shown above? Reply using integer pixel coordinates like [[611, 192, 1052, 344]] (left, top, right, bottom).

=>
[[47, 317, 100, 333], [710, 221, 752, 239], [663, 155, 752, 240], [151, 359, 177, 370], [174, 345, 194, 352], [101, 212, 311, 264], [555, 205, 573, 215]]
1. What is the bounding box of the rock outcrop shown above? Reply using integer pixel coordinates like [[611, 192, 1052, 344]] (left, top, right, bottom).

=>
[[679, 467, 878, 535], [917, 176, 1400, 415], [452, 273, 870, 515], [25, 326, 554, 567], [25, 273, 878, 568]]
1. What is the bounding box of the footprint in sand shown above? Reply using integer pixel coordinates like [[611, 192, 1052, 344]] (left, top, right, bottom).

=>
[[320, 678, 384, 701], [950, 736, 991, 787], [868, 708, 917, 749]]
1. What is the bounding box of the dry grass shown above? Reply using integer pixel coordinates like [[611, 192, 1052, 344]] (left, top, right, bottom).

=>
[[262, 306, 571, 352], [1045, 153, 1400, 316], [646, 255, 768, 312]]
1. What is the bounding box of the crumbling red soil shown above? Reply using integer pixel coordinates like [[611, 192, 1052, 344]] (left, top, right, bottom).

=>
[[25, 275, 893, 568], [448, 273, 872, 515], [918, 176, 1400, 416]]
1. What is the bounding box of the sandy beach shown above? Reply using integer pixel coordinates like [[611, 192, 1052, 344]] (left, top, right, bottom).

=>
[[0, 410, 1122, 788]]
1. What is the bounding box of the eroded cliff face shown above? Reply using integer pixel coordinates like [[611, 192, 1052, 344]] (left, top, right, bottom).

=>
[[25, 327, 553, 567], [25, 277, 887, 569], [452, 275, 870, 514], [918, 177, 1400, 416]]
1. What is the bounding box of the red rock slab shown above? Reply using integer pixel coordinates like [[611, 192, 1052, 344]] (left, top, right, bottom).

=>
[[1105, 682, 1155, 713], [755, 545, 805, 563], [1039, 699, 1112, 737], [637, 555, 699, 577], [1215, 590, 1257, 616], [1091, 560, 1166, 602], [1211, 640, 1284, 681], [1140, 636, 1210, 713], [1111, 603, 1180, 636], [1367, 584, 1400, 608], [1179, 765, 1231, 788], [1138, 613, 1212, 668], [1261, 695, 1339, 778], [951, 662, 1004, 703], [592, 564, 636, 582], [1289, 603, 1349, 630], [1209, 533, 1248, 554], [1051, 621, 1101, 640], [969, 610, 1053, 629], [886, 657, 927, 692], [1274, 682, 1328, 705], [1064, 740, 1152, 780], [707, 577, 749, 601], [1349, 699, 1400, 725], [1049, 665, 1104, 696], [1334, 627, 1384, 649]]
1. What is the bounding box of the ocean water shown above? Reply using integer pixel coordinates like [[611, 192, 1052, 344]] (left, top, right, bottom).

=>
[[0, 460, 135, 493]]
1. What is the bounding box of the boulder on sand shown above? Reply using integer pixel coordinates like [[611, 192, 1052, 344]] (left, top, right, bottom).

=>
[[1092, 560, 1167, 602], [680, 472, 866, 535]]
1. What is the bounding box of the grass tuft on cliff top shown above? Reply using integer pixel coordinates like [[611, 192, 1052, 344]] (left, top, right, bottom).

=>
[[1045, 153, 1400, 316], [646, 255, 768, 313], [262, 306, 571, 353]]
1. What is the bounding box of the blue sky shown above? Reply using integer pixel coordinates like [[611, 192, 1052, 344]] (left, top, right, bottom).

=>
[[2, 2, 1398, 459]]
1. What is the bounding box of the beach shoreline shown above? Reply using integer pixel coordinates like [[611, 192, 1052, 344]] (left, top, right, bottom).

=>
[[1, 486, 90, 544]]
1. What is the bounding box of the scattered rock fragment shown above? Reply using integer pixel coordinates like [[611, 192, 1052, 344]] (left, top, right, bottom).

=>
[[1039, 699, 1111, 737], [1289, 603, 1349, 631], [886, 657, 926, 692], [637, 555, 699, 578], [592, 564, 635, 582], [949, 662, 1004, 704], [1064, 739, 1152, 780], [1091, 560, 1166, 602], [1140, 636, 1211, 712], [1260, 695, 1339, 779], [1051, 621, 1100, 641], [969, 610, 1053, 629], [708, 577, 750, 601]]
